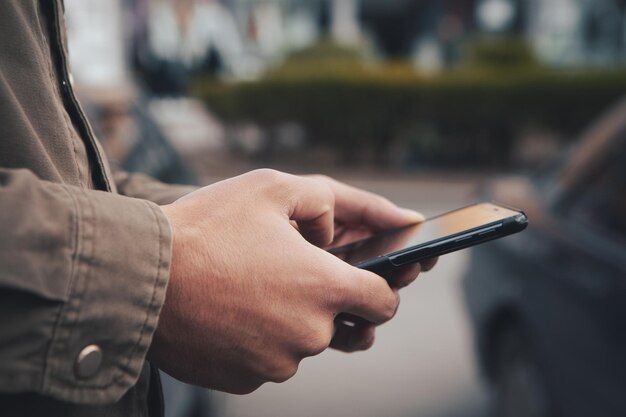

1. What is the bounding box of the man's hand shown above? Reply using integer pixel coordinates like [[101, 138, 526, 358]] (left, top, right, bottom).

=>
[[307, 174, 437, 286], [149, 169, 432, 394], [305, 175, 437, 351]]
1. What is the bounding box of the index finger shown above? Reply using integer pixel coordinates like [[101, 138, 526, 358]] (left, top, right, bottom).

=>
[[307, 175, 424, 231], [267, 172, 336, 247]]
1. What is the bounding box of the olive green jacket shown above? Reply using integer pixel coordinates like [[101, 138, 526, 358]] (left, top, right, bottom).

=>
[[0, 0, 195, 413]]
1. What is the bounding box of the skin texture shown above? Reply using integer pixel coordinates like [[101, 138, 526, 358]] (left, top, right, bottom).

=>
[[149, 169, 436, 394]]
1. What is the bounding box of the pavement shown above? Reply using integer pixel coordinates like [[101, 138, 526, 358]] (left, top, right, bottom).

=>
[[210, 174, 491, 417]]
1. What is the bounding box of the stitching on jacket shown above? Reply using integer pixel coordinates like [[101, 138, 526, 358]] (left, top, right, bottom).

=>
[[64, 200, 167, 392], [39, 0, 86, 186], [52, 1, 87, 187], [68, 187, 96, 363], [42, 184, 81, 392], [122, 201, 166, 375], [106, 200, 166, 390]]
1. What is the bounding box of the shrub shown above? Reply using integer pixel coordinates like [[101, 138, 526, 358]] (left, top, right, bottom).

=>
[[192, 43, 626, 167]]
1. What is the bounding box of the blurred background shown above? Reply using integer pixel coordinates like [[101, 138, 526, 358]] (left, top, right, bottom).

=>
[[63, 0, 626, 416]]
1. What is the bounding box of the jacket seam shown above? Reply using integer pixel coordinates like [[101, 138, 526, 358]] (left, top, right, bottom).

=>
[[42, 183, 81, 392], [124, 201, 166, 373], [52, 0, 112, 191], [107, 200, 165, 389], [38, 0, 85, 186], [98, 200, 165, 390], [68, 187, 96, 351]]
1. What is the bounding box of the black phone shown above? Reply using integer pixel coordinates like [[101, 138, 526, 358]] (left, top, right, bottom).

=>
[[329, 202, 528, 281]]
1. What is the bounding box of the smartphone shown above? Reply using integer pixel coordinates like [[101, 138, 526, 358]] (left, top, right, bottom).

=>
[[329, 202, 528, 280]]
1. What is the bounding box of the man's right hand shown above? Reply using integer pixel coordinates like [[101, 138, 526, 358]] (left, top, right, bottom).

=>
[[149, 169, 401, 394]]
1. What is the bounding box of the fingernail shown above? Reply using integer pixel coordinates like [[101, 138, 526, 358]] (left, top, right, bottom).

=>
[[400, 208, 425, 222]]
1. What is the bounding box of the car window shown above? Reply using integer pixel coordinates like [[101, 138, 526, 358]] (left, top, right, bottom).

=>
[[567, 145, 626, 245]]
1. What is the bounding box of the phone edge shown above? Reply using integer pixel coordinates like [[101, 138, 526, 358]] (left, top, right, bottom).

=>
[[357, 212, 528, 281]]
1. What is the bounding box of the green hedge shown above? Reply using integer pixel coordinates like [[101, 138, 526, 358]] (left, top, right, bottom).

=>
[[192, 53, 626, 166]]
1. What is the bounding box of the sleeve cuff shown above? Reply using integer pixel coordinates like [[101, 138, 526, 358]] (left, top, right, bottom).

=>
[[112, 171, 198, 205], [41, 187, 171, 404]]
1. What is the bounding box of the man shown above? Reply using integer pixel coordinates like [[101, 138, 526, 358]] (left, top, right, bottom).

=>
[[0, 1, 433, 416]]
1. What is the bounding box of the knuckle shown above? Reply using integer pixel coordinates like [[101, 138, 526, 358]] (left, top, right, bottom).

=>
[[321, 182, 335, 206], [301, 325, 332, 356], [307, 177, 335, 208], [306, 174, 335, 202], [382, 293, 400, 321], [302, 337, 328, 357], [252, 168, 284, 186], [265, 361, 298, 384], [308, 174, 332, 184], [252, 169, 293, 202]]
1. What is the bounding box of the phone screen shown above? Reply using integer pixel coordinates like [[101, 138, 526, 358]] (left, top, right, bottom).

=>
[[330, 203, 521, 265]]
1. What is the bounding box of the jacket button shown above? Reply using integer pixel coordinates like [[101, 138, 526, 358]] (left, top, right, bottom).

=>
[[75, 345, 103, 379]]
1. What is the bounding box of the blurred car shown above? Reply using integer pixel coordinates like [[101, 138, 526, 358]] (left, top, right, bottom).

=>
[[463, 98, 626, 417]]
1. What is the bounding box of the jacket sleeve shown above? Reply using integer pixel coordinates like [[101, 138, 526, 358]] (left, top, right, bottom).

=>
[[0, 168, 171, 405], [112, 170, 198, 205]]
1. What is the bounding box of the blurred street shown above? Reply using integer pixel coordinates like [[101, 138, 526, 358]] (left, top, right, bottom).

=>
[[58, 1, 626, 416], [209, 173, 490, 417]]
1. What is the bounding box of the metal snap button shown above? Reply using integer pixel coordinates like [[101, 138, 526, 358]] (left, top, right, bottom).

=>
[[74, 344, 103, 379]]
